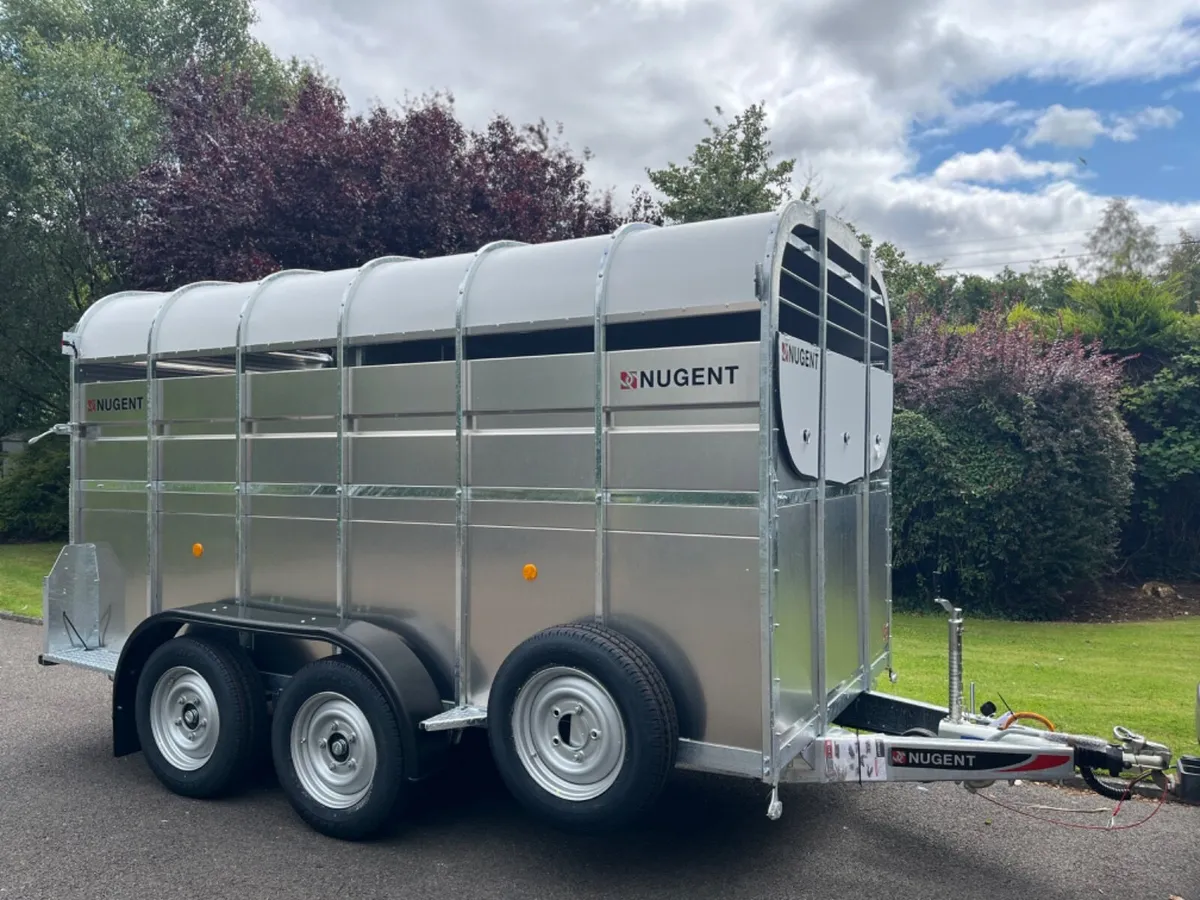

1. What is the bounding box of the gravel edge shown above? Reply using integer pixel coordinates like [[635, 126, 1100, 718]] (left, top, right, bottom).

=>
[[0, 610, 42, 626]]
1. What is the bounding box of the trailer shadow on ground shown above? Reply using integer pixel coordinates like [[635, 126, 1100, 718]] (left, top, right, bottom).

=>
[[222, 729, 1169, 897]]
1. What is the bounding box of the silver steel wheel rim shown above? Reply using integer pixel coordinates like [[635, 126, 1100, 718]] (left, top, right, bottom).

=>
[[149, 665, 221, 772], [290, 691, 377, 810], [511, 666, 627, 802]]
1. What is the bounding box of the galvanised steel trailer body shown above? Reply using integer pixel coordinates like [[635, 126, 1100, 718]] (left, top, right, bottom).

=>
[[31, 202, 1174, 839]]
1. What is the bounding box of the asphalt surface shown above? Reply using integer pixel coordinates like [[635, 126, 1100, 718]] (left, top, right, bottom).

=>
[[1, 618, 1196, 900]]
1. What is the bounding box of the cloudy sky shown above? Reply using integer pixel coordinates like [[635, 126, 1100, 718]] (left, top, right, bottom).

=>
[[251, 0, 1200, 275]]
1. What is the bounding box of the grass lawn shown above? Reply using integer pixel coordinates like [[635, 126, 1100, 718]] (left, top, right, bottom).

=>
[[0, 542, 60, 619], [879, 611, 1199, 758], [0, 541, 1196, 755]]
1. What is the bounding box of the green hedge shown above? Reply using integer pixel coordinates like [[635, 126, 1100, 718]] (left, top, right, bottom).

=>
[[0, 438, 69, 543], [1120, 351, 1200, 577], [890, 304, 1135, 619]]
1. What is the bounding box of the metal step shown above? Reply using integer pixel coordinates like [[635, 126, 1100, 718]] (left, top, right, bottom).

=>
[[419, 705, 488, 732], [39, 646, 122, 677]]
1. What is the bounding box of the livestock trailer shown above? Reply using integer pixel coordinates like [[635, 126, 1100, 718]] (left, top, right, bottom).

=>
[[31, 202, 1174, 840]]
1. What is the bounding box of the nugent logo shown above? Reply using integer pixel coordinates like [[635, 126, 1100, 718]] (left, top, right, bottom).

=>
[[892, 749, 978, 768], [86, 396, 143, 413], [887, 746, 1067, 772], [780, 339, 820, 369], [618, 365, 739, 390]]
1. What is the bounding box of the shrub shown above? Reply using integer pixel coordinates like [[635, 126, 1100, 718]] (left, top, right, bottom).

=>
[[1006, 274, 1187, 379], [0, 437, 69, 543], [1006, 276, 1200, 579], [1120, 350, 1200, 578], [891, 301, 1135, 619]]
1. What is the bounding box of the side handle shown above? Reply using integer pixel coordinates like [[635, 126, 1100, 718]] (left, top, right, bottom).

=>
[[27, 423, 72, 445]]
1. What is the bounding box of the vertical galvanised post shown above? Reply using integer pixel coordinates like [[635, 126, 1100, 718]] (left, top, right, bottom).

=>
[[756, 236, 779, 784], [858, 249, 873, 686], [814, 209, 830, 735], [936, 597, 964, 722], [68, 350, 80, 545]]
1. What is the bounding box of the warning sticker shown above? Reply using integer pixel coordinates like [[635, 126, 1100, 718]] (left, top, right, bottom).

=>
[[823, 736, 888, 783]]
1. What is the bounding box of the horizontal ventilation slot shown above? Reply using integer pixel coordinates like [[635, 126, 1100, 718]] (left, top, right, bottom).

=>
[[360, 310, 763, 366]]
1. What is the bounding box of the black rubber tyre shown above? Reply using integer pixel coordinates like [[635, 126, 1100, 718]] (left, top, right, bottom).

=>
[[225, 638, 270, 769], [187, 628, 271, 769], [270, 658, 408, 841], [487, 622, 679, 831], [134, 635, 262, 799]]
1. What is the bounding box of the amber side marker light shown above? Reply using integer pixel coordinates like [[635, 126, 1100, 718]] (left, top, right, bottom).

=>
[[192, 543, 204, 558], [522, 563, 538, 581]]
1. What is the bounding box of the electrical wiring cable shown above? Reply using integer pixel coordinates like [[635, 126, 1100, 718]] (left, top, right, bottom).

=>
[[897, 213, 1200, 255], [974, 770, 1168, 831], [999, 711, 1056, 731]]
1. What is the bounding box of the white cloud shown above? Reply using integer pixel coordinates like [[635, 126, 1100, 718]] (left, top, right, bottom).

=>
[[250, 0, 1200, 275], [913, 100, 1036, 140], [1162, 75, 1200, 97], [1024, 105, 1108, 148], [1109, 105, 1184, 141], [1023, 103, 1182, 148], [933, 147, 1078, 184]]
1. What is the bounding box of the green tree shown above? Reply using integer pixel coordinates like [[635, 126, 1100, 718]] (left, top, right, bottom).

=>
[[871, 241, 946, 312], [0, 0, 290, 93], [1061, 275, 1187, 386], [644, 102, 811, 224], [1158, 227, 1200, 315], [0, 0, 304, 436], [0, 32, 160, 434], [1083, 196, 1161, 280]]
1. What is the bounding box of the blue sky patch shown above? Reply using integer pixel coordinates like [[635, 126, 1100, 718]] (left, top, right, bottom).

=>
[[912, 74, 1199, 203]]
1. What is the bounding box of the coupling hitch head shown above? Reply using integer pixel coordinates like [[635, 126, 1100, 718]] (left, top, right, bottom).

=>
[[1113, 725, 1171, 769]]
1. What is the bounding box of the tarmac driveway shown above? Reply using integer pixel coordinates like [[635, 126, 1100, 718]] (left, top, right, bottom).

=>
[[0, 618, 1195, 900]]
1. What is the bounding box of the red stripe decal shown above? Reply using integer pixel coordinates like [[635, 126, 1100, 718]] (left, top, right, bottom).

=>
[[1000, 754, 1072, 773]]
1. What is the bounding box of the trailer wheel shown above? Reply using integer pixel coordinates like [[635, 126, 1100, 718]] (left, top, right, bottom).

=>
[[270, 658, 407, 841], [134, 635, 263, 799], [487, 623, 678, 831]]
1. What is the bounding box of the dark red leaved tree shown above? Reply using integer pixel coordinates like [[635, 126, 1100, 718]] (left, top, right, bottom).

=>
[[93, 64, 635, 290]]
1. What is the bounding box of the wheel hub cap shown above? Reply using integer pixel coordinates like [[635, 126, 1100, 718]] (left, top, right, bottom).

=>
[[149, 666, 220, 771], [290, 692, 376, 809], [511, 666, 627, 802]]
